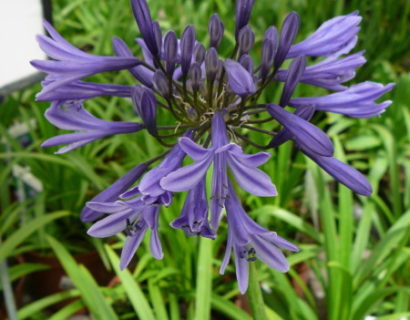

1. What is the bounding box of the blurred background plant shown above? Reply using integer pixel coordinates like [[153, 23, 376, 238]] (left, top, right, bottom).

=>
[[0, 0, 409, 319]]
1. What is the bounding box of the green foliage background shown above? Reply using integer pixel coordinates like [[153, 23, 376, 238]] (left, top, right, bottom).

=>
[[0, 0, 409, 319]]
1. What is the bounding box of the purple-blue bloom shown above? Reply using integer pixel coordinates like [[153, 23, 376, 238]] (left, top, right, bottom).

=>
[[33, 0, 394, 293], [220, 182, 299, 293], [41, 101, 143, 154]]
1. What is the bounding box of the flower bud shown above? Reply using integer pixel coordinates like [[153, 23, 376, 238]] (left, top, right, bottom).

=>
[[238, 25, 255, 55], [235, 0, 255, 39], [181, 25, 196, 76], [205, 48, 219, 81], [208, 14, 224, 48], [153, 70, 170, 97], [239, 54, 253, 74], [152, 21, 162, 55], [225, 59, 256, 97], [164, 31, 178, 75], [280, 56, 306, 106], [260, 39, 275, 79], [131, 0, 159, 56], [194, 43, 206, 64], [189, 63, 202, 92], [275, 12, 300, 68], [131, 85, 157, 135]]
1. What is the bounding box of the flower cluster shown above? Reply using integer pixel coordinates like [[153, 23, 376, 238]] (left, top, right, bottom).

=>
[[33, 0, 394, 293]]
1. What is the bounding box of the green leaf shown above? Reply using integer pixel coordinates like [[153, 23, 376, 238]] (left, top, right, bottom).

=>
[[251, 206, 321, 242], [211, 294, 252, 320], [105, 245, 156, 320], [0, 211, 69, 261], [17, 290, 80, 320], [47, 236, 118, 320], [194, 237, 213, 320]]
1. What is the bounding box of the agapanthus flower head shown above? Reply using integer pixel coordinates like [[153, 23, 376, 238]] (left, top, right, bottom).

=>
[[34, 0, 394, 293]]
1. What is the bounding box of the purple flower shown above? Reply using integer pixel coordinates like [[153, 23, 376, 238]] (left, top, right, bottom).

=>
[[302, 149, 372, 196], [34, 0, 395, 292], [131, 0, 160, 56], [290, 81, 395, 118], [41, 101, 143, 154], [267, 104, 334, 157], [131, 85, 157, 135], [276, 51, 366, 91], [86, 197, 163, 268], [287, 12, 361, 58], [36, 79, 132, 102], [112, 37, 154, 87], [161, 112, 277, 228], [32, 22, 141, 96], [171, 179, 215, 239], [219, 183, 299, 293], [81, 163, 148, 222], [235, 0, 255, 38]]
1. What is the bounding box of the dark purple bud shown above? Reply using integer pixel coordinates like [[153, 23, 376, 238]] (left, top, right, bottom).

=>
[[265, 26, 278, 43], [260, 27, 278, 79], [275, 12, 300, 68], [153, 70, 170, 97], [208, 14, 224, 48], [235, 0, 255, 39], [194, 43, 206, 64], [205, 48, 219, 81], [260, 40, 275, 79], [152, 21, 162, 55], [181, 25, 196, 76], [131, 85, 157, 135], [131, 0, 159, 56], [164, 31, 178, 75], [225, 59, 256, 97], [238, 25, 255, 55], [239, 54, 253, 74], [280, 56, 306, 106], [189, 63, 202, 92]]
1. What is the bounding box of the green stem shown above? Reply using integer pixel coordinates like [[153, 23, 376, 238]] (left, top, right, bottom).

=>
[[247, 263, 268, 320]]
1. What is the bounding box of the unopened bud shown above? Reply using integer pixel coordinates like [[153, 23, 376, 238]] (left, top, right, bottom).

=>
[[238, 25, 255, 55], [239, 54, 253, 74], [153, 70, 170, 97], [189, 63, 202, 92], [164, 31, 178, 75], [208, 14, 224, 48], [194, 43, 206, 64], [181, 25, 196, 76], [205, 48, 219, 81]]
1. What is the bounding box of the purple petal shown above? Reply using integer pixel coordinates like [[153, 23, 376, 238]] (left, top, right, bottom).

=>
[[251, 236, 289, 272], [267, 104, 333, 156], [304, 151, 372, 196], [160, 155, 213, 192], [288, 13, 361, 58], [87, 209, 137, 238], [178, 137, 210, 160], [120, 227, 147, 269], [81, 164, 147, 222], [233, 245, 249, 294], [227, 154, 277, 197], [224, 59, 256, 97]]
